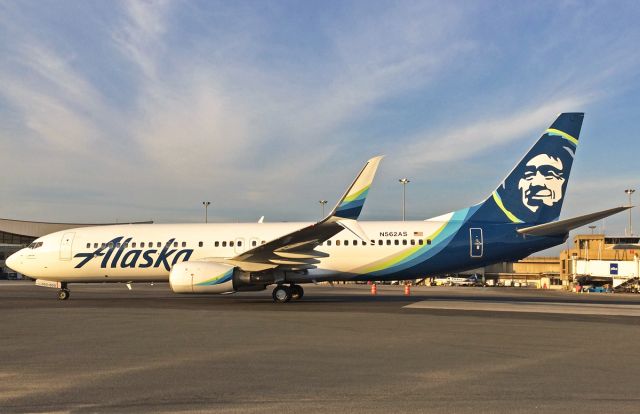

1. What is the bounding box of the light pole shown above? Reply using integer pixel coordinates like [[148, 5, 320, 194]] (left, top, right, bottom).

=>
[[202, 201, 211, 223], [319, 200, 327, 219], [588, 225, 596, 234], [625, 189, 635, 236], [399, 178, 410, 221]]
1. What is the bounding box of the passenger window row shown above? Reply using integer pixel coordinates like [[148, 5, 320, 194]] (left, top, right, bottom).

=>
[[83, 238, 427, 250], [84, 239, 267, 249], [321, 239, 431, 247]]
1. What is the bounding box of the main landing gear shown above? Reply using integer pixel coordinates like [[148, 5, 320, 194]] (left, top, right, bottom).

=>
[[57, 282, 70, 301], [272, 284, 304, 303]]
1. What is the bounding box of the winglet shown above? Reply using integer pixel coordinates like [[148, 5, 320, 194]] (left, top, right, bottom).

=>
[[326, 156, 384, 221]]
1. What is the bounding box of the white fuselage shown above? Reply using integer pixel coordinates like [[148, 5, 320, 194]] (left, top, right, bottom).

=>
[[8, 217, 453, 283]]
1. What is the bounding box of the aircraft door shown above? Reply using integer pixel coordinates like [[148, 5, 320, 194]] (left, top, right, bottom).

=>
[[60, 232, 75, 260], [470, 228, 483, 258]]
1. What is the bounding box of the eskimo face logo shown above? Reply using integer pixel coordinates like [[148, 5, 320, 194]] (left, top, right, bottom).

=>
[[517, 154, 565, 212]]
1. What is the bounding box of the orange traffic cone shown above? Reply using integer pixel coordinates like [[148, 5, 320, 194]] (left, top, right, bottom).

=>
[[371, 283, 377, 295], [404, 284, 411, 296]]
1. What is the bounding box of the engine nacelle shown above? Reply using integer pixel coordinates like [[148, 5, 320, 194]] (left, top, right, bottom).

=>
[[169, 261, 238, 294]]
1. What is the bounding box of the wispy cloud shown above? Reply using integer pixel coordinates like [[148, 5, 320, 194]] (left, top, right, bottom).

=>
[[395, 95, 591, 170]]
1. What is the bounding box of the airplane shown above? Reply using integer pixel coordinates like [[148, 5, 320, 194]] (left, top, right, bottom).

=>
[[6, 112, 631, 302], [445, 275, 482, 287]]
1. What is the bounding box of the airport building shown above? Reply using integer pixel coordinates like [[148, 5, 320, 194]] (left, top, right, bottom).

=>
[[560, 234, 639, 291], [0, 218, 152, 279], [476, 234, 640, 291]]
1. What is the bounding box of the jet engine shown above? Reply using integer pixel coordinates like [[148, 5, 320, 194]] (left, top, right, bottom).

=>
[[169, 261, 239, 294], [169, 261, 273, 294]]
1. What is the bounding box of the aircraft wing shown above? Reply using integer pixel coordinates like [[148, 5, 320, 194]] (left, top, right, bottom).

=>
[[517, 206, 631, 237], [224, 156, 383, 272]]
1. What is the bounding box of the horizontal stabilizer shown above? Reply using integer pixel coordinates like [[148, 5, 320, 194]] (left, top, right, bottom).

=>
[[517, 206, 631, 237]]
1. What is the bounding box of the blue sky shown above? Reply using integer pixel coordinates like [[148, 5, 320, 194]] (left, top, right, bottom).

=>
[[1, 0, 639, 242]]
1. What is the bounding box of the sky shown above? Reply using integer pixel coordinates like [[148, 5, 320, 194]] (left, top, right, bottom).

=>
[[1, 0, 639, 246]]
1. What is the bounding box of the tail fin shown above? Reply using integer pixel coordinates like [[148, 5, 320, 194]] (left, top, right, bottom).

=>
[[481, 113, 584, 225]]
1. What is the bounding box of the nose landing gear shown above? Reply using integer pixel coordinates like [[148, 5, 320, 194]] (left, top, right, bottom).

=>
[[57, 282, 70, 300]]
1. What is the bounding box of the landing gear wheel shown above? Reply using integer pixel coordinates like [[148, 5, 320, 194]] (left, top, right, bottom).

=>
[[272, 285, 292, 303], [57, 289, 70, 301], [290, 285, 304, 300]]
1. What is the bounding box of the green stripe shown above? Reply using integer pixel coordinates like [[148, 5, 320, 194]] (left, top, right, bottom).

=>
[[492, 191, 523, 223], [343, 185, 369, 203], [546, 128, 578, 146]]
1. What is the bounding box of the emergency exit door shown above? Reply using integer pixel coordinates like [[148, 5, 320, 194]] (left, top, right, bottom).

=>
[[470, 228, 483, 258]]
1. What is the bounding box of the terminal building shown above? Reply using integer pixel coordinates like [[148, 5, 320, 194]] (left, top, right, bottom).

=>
[[0, 218, 152, 279], [462, 234, 639, 291]]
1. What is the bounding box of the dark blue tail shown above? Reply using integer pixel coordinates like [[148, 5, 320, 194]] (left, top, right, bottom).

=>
[[478, 113, 584, 225]]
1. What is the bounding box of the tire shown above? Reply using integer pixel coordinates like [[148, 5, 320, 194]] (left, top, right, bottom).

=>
[[57, 289, 70, 301], [272, 285, 292, 303], [291, 285, 304, 300]]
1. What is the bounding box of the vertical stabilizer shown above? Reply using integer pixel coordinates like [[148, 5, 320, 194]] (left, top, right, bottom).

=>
[[480, 113, 584, 225]]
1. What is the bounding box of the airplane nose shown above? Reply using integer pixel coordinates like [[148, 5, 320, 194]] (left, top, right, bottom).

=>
[[6, 251, 21, 272]]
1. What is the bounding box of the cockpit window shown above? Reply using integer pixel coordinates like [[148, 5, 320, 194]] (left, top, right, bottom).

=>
[[28, 242, 43, 249]]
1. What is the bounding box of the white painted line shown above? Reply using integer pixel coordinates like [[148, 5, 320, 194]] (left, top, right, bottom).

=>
[[404, 300, 640, 317]]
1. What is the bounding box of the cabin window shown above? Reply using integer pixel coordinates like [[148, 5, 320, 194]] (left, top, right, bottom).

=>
[[386, 240, 391, 246], [353, 240, 358, 246], [94, 243, 98, 248], [182, 242, 186, 248], [344, 240, 349, 246], [215, 241, 219, 247], [230, 241, 235, 247], [140, 242, 145, 248], [132, 242, 137, 248], [198, 241, 203, 247], [427, 239, 432, 245], [116, 243, 121, 248], [418, 239, 424, 245], [394, 240, 399, 246], [222, 241, 227, 247], [378, 240, 383, 245], [410, 240, 415, 245], [327, 240, 332, 246], [252, 240, 257, 247], [336, 240, 341, 246], [173, 242, 178, 247], [261, 241, 266, 245], [108, 243, 113, 248], [86, 243, 90, 248], [124, 243, 129, 248], [237, 241, 242, 247], [402, 240, 407, 245]]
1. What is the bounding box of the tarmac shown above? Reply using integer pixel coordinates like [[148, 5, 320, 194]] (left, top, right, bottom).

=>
[[1, 281, 640, 413]]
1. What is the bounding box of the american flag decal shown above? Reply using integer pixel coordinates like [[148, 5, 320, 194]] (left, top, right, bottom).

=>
[[413, 231, 423, 236]]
